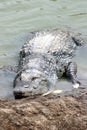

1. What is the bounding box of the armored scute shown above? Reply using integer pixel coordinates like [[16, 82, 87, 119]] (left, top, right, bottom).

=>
[[13, 29, 86, 98]]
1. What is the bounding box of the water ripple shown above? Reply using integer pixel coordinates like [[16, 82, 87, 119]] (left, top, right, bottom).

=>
[[70, 12, 87, 17]]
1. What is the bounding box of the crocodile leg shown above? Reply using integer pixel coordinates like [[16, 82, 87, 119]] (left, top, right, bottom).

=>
[[66, 62, 81, 88], [72, 36, 86, 46]]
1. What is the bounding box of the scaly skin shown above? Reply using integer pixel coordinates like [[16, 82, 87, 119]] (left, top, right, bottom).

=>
[[13, 29, 86, 99]]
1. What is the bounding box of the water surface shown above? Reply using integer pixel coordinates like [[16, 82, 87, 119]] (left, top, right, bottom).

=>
[[0, 0, 87, 99]]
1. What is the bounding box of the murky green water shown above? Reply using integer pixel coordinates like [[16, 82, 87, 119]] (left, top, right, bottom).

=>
[[0, 0, 87, 99]]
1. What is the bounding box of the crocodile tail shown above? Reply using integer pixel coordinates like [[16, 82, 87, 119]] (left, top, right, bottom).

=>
[[72, 36, 87, 46]]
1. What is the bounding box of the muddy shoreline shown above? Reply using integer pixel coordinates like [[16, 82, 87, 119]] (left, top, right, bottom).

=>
[[0, 89, 87, 130]]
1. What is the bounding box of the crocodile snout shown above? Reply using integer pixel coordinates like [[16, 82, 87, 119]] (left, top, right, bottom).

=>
[[13, 78, 49, 99], [13, 86, 34, 99]]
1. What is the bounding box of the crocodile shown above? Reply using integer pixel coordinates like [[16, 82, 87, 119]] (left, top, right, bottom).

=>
[[13, 29, 86, 99]]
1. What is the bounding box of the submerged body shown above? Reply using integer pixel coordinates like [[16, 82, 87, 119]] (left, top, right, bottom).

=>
[[13, 29, 86, 98]]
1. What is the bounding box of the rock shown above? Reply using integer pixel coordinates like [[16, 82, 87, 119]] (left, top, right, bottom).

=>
[[0, 93, 87, 130]]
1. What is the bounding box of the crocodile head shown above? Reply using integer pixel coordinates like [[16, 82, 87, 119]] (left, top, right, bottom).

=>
[[13, 69, 51, 99]]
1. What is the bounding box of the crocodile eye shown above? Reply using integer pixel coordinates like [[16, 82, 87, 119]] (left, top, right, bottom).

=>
[[39, 79, 48, 86], [33, 86, 37, 89], [24, 85, 29, 88]]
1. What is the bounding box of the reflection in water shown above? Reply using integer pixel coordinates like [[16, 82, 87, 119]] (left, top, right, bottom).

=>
[[0, 0, 87, 98], [0, 69, 16, 99]]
